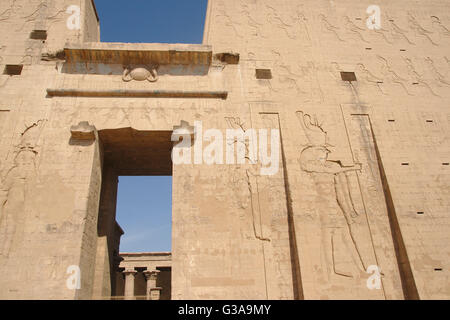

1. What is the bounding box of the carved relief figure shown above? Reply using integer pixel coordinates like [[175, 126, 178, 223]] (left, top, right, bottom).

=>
[[424, 57, 450, 86], [215, 2, 243, 38], [431, 16, 450, 42], [342, 16, 369, 43], [372, 15, 395, 44], [377, 55, 413, 95], [0, 120, 46, 257], [122, 65, 158, 82], [403, 57, 440, 97], [240, 4, 264, 38], [356, 63, 386, 95], [226, 117, 269, 242], [319, 14, 344, 41], [386, 16, 415, 45], [297, 111, 372, 277], [293, 9, 311, 44], [270, 51, 306, 96], [408, 13, 438, 45], [266, 6, 297, 39]]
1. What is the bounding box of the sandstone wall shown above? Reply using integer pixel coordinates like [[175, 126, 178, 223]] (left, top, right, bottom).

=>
[[0, 0, 448, 300]]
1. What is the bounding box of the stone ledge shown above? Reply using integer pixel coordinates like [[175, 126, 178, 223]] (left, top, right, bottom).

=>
[[47, 88, 227, 99], [64, 42, 212, 66]]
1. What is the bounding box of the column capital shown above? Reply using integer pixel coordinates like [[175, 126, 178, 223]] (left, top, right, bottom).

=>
[[143, 269, 160, 281], [123, 268, 137, 276]]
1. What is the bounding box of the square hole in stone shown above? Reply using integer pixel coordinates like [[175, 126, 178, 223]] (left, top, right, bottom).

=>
[[340, 72, 357, 82], [255, 69, 272, 80], [3, 65, 23, 76], [30, 30, 47, 40]]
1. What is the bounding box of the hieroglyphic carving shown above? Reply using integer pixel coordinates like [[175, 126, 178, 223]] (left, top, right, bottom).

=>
[[403, 57, 440, 97], [240, 4, 264, 38], [269, 51, 306, 96], [319, 14, 345, 42], [408, 13, 438, 45], [342, 16, 369, 43], [266, 6, 297, 40], [425, 57, 450, 86], [431, 16, 450, 43], [265, 5, 310, 42], [377, 55, 413, 96], [372, 15, 395, 45], [356, 63, 386, 95], [270, 51, 323, 102], [215, 1, 243, 38], [386, 16, 415, 45]]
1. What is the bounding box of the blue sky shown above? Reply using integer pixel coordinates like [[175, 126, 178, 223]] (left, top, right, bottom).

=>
[[116, 176, 173, 252], [94, 0, 208, 43], [94, 0, 208, 252]]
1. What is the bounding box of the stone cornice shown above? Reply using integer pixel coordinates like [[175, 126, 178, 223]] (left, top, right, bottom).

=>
[[64, 42, 212, 66]]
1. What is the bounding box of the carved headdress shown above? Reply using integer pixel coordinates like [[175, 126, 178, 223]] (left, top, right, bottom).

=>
[[296, 111, 332, 147]]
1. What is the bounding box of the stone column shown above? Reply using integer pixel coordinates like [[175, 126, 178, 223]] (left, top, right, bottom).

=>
[[123, 268, 137, 300], [143, 270, 162, 300]]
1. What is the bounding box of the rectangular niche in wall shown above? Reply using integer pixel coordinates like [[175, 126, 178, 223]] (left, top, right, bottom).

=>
[[340, 72, 357, 82], [3, 65, 23, 76], [30, 30, 47, 40], [256, 69, 272, 80]]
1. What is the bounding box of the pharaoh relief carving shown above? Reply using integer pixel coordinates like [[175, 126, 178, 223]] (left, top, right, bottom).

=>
[[225, 116, 271, 242], [297, 111, 377, 278], [122, 65, 159, 82], [0, 119, 46, 258]]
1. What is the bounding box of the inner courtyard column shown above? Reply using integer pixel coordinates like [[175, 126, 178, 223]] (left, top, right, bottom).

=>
[[143, 270, 162, 300], [123, 268, 137, 300]]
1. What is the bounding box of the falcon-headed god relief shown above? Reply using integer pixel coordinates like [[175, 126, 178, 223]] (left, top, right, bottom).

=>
[[296, 111, 375, 279]]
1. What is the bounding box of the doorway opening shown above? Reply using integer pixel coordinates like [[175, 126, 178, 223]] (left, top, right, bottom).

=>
[[93, 128, 173, 300]]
